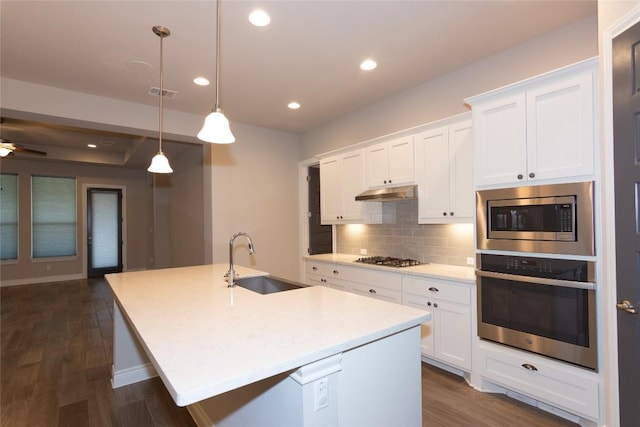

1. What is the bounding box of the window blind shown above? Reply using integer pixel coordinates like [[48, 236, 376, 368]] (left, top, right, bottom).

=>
[[32, 176, 77, 258], [0, 174, 18, 260]]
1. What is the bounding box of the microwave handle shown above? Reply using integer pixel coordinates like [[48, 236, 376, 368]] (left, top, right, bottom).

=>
[[475, 269, 595, 291]]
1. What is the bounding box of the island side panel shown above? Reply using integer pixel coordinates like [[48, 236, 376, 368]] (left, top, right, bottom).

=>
[[338, 326, 423, 426], [112, 301, 157, 388]]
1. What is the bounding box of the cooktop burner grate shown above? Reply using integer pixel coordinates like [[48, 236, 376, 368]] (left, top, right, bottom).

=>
[[354, 256, 422, 268]]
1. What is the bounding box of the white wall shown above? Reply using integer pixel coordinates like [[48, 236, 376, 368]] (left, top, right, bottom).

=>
[[207, 123, 301, 280], [301, 15, 598, 160]]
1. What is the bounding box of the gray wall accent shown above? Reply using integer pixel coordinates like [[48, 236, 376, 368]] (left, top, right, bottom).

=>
[[336, 200, 474, 267]]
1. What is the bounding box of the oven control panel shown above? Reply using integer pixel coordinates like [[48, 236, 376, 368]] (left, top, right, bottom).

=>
[[478, 253, 593, 282]]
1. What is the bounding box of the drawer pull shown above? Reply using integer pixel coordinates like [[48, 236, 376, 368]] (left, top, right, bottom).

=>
[[428, 287, 439, 292], [312, 266, 318, 271], [333, 270, 339, 274], [369, 289, 377, 294], [521, 363, 538, 371]]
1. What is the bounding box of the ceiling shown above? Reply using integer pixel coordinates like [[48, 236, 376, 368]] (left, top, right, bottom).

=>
[[0, 0, 596, 168]]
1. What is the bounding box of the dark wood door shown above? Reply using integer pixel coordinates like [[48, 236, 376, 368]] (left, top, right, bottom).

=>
[[612, 19, 640, 426], [87, 188, 123, 277], [308, 165, 332, 255]]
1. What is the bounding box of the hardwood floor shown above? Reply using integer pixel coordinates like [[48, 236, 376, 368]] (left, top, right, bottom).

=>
[[1, 278, 577, 426]]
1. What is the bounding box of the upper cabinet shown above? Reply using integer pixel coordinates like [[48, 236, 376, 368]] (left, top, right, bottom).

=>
[[320, 149, 382, 225], [416, 115, 473, 224], [467, 58, 596, 187], [364, 136, 415, 188]]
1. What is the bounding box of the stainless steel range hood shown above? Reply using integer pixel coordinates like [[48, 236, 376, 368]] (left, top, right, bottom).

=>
[[355, 185, 417, 201]]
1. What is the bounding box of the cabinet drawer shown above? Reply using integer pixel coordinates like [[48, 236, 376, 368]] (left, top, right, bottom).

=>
[[305, 273, 324, 287], [349, 267, 402, 291], [350, 281, 401, 304], [478, 342, 599, 420], [305, 261, 348, 280], [403, 276, 470, 305]]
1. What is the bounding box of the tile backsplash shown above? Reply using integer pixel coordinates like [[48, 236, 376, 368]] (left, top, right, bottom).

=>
[[336, 200, 474, 267]]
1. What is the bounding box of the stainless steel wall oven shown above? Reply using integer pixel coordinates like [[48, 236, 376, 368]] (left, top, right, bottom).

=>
[[476, 253, 597, 370], [476, 181, 594, 256]]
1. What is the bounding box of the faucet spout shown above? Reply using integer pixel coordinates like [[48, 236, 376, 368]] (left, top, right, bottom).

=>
[[225, 232, 255, 287]]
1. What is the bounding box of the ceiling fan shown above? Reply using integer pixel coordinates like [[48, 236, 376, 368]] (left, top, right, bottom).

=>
[[0, 138, 47, 157]]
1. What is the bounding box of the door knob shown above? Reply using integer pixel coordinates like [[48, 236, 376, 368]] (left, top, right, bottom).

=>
[[616, 300, 638, 314]]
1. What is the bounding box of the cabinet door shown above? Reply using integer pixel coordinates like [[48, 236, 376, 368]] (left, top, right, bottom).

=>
[[387, 136, 415, 185], [319, 156, 342, 223], [433, 300, 472, 371], [365, 142, 389, 187], [340, 151, 366, 220], [526, 71, 594, 181], [473, 93, 527, 186], [449, 120, 474, 220], [418, 127, 451, 221], [404, 294, 434, 358]]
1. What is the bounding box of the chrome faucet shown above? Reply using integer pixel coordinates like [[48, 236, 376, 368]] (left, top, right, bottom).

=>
[[225, 232, 255, 287]]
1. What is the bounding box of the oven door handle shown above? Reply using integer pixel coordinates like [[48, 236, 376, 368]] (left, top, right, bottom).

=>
[[475, 270, 596, 290]]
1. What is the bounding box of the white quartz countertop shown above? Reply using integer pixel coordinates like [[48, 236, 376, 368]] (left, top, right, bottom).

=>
[[106, 264, 429, 406], [306, 253, 476, 283]]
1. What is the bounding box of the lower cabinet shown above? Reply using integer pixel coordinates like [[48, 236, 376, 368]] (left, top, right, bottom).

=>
[[305, 259, 472, 372], [402, 275, 472, 372], [304, 260, 350, 291], [348, 267, 402, 304], [476, 340, 599, 421]]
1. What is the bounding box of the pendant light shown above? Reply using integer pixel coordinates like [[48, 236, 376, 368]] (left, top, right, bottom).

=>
[[148, 25, 173, 173], [197, 0, 235, 144]]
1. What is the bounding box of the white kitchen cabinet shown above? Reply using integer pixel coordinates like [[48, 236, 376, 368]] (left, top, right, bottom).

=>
[[319, 149, 382, 224], [349, 267, 402, 304], [402, 276, 472, 372], [417, 116, 473, 224], [304, 260, 350, 291], [476, 340, 599, 421], [364, 136, 415, 188], [468, 58, 596, 187]]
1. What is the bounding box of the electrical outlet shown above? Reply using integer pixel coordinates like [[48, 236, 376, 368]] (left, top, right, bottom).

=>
[[314, 378, 328, 411], [360, 248, 367, 255], [466, 257, 474, 266]]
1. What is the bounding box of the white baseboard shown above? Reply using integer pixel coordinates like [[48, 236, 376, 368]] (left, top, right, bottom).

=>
[[0, 273, 85, 287], [111, 363, 157, 388]]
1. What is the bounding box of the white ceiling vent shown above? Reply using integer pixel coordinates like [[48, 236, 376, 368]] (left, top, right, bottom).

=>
[[148, 86, 177, 99]]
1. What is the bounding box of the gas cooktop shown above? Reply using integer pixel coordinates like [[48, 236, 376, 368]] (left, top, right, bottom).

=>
[[354, 256, 422, 268]]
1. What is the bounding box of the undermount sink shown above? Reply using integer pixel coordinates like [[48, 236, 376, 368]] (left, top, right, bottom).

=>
[[234, 275, 304, 295]]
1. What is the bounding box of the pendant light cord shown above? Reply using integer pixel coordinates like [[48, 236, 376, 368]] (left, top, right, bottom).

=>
[[215, 0, 221, 111], [159, 30, 165, 152]]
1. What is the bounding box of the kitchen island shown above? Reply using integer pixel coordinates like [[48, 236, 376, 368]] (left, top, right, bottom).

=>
[[106, 264, 430, 426]]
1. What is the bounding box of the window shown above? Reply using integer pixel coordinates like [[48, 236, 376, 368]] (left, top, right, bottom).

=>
[[0, 174, 18, 260], [32, 176, 77, 258]]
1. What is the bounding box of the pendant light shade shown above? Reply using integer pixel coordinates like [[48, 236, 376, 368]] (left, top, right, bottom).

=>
[[197, 0, 235, 144], [148, 152, 173, 173], [148, 25, 173, 174], [197, 108, 235, 144]]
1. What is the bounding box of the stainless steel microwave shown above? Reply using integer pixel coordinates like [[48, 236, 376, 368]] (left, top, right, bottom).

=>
[[476, 182, 595, 256]]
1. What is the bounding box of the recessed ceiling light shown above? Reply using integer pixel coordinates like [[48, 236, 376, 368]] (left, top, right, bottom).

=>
[[288, 102, 301, 110], [249, 9, 270, 27], [193, 77, 210, 86], [360, 59, 377, 71], [87, 144, 97, 148]]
